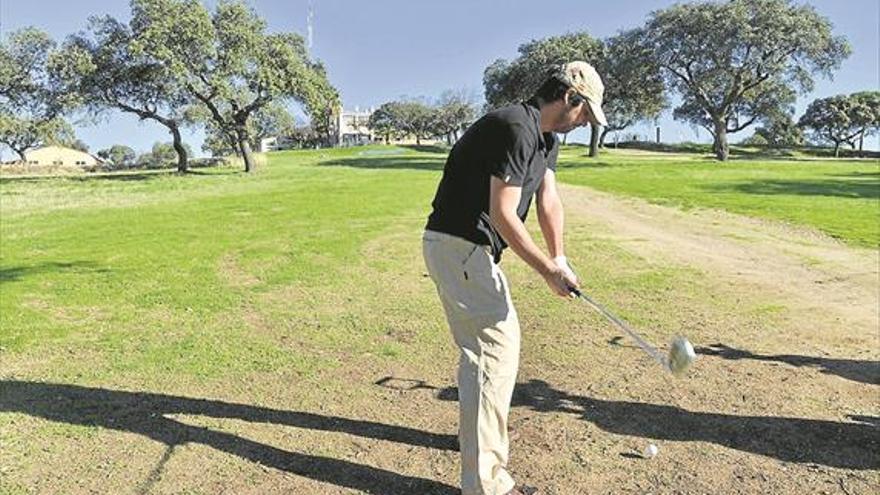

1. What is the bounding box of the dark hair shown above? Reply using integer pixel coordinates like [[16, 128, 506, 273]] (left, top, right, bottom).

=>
[[533, 76, 570, 103]]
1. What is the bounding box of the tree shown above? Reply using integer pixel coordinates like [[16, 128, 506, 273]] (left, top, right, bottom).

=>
[[753, 111, 804, 148], [200, 102, 297, 156], [482, 32, 663, 157], [367, 99, 435, 145], [55, 15, 194, 172], [848, 91, 880, 151], [68, 138, 90, 152], [136, 141, 192, 169], [638, 0, 850, 160], [97, 144, 136, 168], [483, 33, 604, 109], [367, 102, 405, 145], [0, 28, 74, 161], [483, 33, 605, 155], [799, 94, 872, 157], [432, 90, 478, 144], [598, 29, 667, 148], [131, 0, 338, 172]]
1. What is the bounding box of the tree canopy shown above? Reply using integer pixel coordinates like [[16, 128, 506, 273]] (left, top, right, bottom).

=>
[[0, 28, 74, 161], [639, 0, 850, 160]]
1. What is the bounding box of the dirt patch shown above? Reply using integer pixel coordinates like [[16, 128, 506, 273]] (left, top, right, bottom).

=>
[[559, 184, 878, 341]]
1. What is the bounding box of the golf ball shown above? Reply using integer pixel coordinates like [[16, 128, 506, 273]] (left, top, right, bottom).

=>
[[644, 443, 659, 458]]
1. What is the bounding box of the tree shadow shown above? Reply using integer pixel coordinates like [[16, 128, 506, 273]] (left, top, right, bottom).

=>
[[0, 261, 110, 284], [697, 343, 880, 386], [0, 380, 458, 495], [399, 144, 451, 154], [0, 167, 236, 183], [704, 175, 880, 199], [435, 379, 879, 470], [319, 156, 445, 171], [0, 171, 174, 183]]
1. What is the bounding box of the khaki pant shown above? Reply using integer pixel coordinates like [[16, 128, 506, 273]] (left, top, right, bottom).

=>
[[422, 230, 520, 495]]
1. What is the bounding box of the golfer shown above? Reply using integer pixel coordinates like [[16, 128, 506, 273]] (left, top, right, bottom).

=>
[[422, 61, 607, 495]]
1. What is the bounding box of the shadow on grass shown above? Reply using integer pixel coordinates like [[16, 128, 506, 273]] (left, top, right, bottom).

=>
[[704, 174, 880, 199], [0, 167, 240, 184], [434, 379, 879, 470], [319, 155, 445, 171], [399, 144, 451, 154], [697, 343, 880, 386], [0, 261, 110, 284], [0, 380, 458, 495]]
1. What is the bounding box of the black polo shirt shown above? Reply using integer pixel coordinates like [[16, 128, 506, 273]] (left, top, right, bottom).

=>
[[425, 99, 559, 261]]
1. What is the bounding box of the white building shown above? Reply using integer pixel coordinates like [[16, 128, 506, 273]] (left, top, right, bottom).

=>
[[332, 106, 374, 146], [14, 146, 103, 168]]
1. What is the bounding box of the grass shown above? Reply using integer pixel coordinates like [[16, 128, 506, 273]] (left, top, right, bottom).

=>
[[1, 144, 877, 493], [0, 146, 441, 374], [556, 147, 880, 248]]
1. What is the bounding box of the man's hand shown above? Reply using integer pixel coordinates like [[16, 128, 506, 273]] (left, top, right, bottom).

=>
[[542, 265, 579, 298], [553, 256, 578, 286]]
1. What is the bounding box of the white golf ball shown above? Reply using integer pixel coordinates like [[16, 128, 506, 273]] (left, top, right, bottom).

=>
[[644, 443, 659, 458]]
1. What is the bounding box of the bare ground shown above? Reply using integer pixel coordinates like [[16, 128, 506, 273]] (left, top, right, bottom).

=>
[[1, 185, 878, 494]]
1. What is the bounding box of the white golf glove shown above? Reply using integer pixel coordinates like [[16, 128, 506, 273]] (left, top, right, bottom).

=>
[[553, 255, 578, 284]]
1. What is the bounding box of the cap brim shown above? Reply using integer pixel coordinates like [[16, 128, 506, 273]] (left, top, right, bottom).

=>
[[586, 98, 607, 126]]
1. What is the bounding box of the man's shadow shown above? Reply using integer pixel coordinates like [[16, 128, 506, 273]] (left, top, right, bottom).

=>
[[437, 379, 879, 470], [696, 343, 880, 385], [0, 380, 458, 495]]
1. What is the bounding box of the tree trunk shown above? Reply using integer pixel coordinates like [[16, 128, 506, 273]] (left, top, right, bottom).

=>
[[588, 123, 600, 157], [416, 135, 421, 146], [238, 132, 255, 172], [833, 142, 840, 158], [599, 127, 611, 148], [170, 124, 188, 173], [14, 147, 27, 162], [562, 132, 568, 145], [713, 119, 729, 161], [859, 129, 864, 152]]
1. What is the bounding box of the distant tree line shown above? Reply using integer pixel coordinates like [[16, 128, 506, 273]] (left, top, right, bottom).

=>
[[480, 0, 874, 161], [2, 0, 877, 165], [367, 90, 478, 146], [0, 0, 339, 173]]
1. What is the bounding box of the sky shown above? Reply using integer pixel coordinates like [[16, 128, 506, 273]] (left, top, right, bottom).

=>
[[1, 0, 878, 158]]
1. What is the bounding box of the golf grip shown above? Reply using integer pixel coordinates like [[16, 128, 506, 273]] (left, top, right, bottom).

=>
[[570, 288, 668, 368]]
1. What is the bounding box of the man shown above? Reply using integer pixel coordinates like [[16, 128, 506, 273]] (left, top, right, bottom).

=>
[[422, 61, 607, 495]]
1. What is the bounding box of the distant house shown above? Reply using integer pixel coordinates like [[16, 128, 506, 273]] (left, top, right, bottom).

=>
[[12, 146, 103, 169], [332, 106, 374, 147]]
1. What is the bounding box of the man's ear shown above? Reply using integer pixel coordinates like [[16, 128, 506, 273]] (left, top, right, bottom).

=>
[[567, 89, 585, 107]]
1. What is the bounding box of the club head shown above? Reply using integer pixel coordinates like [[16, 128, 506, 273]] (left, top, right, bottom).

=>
[[668, 336, 696, 376]]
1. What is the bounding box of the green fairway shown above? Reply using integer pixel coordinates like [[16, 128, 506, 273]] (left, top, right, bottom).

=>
[[0, 147, 445, 366], [556, 147, 880, 248]]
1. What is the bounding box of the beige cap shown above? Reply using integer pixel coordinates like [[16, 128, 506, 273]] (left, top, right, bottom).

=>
[[555, 61, 607, 126]]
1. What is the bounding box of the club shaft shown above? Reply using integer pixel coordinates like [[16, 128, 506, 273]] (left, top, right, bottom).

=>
[[572, 289, 668, 368]]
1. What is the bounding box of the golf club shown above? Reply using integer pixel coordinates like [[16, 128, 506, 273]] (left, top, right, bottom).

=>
[[569, 288, 696, 375]]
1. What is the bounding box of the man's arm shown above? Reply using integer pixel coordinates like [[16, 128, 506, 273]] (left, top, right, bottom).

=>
[[537, 168, 578, 284], [489, 176, 577, 297], [536, 168, 565, 259]]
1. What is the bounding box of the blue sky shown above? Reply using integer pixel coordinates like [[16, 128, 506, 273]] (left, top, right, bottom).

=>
[[2, 0, 877, 158]]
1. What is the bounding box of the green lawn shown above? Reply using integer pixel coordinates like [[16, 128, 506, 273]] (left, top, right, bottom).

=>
[[1, 145, 877, 494], [556, 147, 879, 248], [1, 144, 876, 377], [0, 147, 444, 367]]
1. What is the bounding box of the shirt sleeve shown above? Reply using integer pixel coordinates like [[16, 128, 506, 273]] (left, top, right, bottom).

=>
[[488, 122, 535, 187]]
